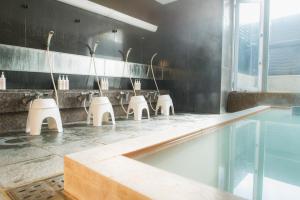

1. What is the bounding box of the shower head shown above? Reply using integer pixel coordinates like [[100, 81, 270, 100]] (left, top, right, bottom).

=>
[[47, 31, 55, 51], [86, 42, 100, 56], [125, 48, 132, 62], [93, 43, 99, 53]]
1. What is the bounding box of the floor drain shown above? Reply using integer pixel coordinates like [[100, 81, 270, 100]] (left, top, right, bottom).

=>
[[6, 175, 69, 200]]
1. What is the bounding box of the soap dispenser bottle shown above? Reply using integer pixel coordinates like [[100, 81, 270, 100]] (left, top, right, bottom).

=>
[[0, 72, 6, 90], [62, 75, 67, 90], [66, 75, 69, 90], [58, 75, 62, 90], [138, 80, 140, 90], [134, 79, 137, 91], [105, 78, 109, 90]]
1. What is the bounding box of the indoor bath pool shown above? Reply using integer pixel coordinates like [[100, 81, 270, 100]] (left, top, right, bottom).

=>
[[137, 109, 300, 200]]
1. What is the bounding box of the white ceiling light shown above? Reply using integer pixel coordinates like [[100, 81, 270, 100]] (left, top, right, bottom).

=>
[[56, 0, 158, 32], [154, 0, 178, 5]]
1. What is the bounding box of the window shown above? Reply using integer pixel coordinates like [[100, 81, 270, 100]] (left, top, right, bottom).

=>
[[267, 0, 300, 92], [233, 1, 262, 91]]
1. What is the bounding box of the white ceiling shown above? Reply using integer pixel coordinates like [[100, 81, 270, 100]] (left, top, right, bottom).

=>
[[154, 0, 178, 5]]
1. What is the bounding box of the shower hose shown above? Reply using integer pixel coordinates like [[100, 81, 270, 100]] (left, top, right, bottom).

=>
[[83, 52, 104, 115], [47, 49, 59, 107], [148, 53, 160, 112]]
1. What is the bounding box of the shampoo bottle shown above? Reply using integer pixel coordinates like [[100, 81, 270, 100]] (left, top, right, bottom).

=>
[[66, 75, 69, 90], [134, 79, 137, 90], [138, 80, 140, 90], [0, 72, 6, 90], [106, 78, 109, 90], [139, 80, 141, 90], [58, 75, 62, 90], [62, 75, 66, 90]]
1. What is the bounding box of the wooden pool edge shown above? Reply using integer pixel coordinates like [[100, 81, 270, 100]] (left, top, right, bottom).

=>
[[64, 106, 270, 200]]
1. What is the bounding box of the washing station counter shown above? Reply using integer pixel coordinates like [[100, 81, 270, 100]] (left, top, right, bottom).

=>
[[0, 89, 169, 134]]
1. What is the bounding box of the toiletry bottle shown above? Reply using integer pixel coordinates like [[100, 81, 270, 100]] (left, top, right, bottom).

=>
[[0, 72, 6, 90], [62, 75, 66, 90], [58, 75, 62, 90], [136, 80, 139, 91], [139, 80, 141, 90], [134, 79, 137, 90], [106, 78, 109, 90], [66, 75, 69, 90], [103, 78, 106, 90]]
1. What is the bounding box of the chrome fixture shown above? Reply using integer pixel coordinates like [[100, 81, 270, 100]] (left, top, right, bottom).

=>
[[47, 31, 54, 51]]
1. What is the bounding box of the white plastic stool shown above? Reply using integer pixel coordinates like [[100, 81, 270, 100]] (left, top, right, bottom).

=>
[[26, 98, 63, 136], [87, 97, 115, 126], [155, 95, 175, 116], [127, 96, 150, 121]]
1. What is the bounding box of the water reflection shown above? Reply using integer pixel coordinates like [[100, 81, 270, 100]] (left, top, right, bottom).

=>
[[138, 110, 300, 200]]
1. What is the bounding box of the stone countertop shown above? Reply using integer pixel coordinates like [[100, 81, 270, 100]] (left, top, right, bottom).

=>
[[0, 89, 169, 114]]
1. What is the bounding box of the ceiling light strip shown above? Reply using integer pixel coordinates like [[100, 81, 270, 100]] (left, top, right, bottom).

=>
[[56, 0, 158, 32]]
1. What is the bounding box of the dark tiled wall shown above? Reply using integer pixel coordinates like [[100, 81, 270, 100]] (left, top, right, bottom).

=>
[[0, 0, 224, 113]]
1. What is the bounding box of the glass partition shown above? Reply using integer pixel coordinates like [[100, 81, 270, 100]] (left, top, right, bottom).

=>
[[267, 0, 300, 92], [234, 1, 262, 91]]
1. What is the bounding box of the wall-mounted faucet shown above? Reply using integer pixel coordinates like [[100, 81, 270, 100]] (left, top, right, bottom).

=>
[[145, 91, 158, 101], [115, 91, 129, 102], [22, 92, 52, 106], [77, 91, 99, 103]]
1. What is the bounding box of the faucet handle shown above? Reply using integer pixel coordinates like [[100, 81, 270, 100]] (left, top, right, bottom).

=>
[[115, 91, 124, 100], [35, 92, 44, 98]]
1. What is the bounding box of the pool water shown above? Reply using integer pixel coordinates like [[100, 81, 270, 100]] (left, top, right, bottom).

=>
[[137, 109, 300, 200]]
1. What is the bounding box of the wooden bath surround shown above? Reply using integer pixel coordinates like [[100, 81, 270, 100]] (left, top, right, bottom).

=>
[[64, 106, 270, 200]]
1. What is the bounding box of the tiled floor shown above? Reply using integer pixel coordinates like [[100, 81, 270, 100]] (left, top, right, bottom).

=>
[[6, 175, 67, 200], [0, 114, 218, 190], [0, 107, 268, 192]]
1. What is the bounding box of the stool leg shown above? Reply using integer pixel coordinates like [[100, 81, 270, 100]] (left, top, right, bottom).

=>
[[146, 107, 150, 119], [171, 105, 175, 115], [26, 101, 33, 133], [26, 110, 32, 133], [53, 111, 63, 133], [162, 106, 170, 116], [29, 117, 43, 136], [109, 108, 116, 125]]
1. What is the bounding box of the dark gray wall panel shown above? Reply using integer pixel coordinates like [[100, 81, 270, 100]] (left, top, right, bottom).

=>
[[0, 0, 224, 113]]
